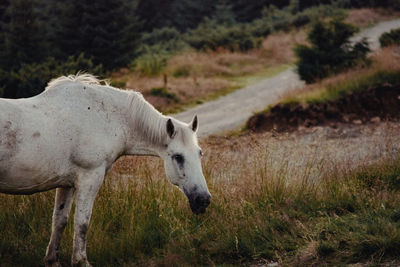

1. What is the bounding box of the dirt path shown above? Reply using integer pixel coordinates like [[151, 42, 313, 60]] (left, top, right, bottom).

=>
[[172, 18, 400, 137], [350, 19, 400, 50]]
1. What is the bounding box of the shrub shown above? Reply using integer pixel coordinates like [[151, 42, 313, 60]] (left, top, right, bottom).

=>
[[133, 28, 189, 77], [172, 67, 190, 78], [380, 28, 400, 47], [295, 19, 370, 83], [132, 49, 170, 76], [149, 87, 179, 101], [141, 27, 188, 53], [0, 54, 103, 98], [185, 18, 261, 51], [249, 4, 345, 38]]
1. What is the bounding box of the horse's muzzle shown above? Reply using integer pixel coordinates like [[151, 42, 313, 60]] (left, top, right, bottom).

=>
[[188, 193, 211, 215]]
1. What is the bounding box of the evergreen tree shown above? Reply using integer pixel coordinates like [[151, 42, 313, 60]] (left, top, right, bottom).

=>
[[38, 0, 67, 59], [0, 0, 10, 67], [57, 0, 141, 70], [0, 0, 47, 98], [169, 0, 216, 32], [232, 0, 289, 23], [213, 1, 236, 26], [2, 0, 44, 70], [295, 19, 370, 83], [136, 0, 174, 32], [289, 0, 300, 14]]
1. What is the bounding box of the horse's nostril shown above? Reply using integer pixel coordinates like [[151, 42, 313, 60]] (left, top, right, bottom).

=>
[[195, 195, 211, 207], [195, 196, 202, 205]]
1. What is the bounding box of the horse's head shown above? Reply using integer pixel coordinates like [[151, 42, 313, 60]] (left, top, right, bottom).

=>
[[160, 116, 211, 214]]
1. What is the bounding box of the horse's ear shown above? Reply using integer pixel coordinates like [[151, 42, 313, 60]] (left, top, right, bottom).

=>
[[191, 115, 198, 132], [166, 118, 176, 138]]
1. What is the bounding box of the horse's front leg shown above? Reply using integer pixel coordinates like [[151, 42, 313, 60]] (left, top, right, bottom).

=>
[[72, 167, 105, 267], [45, 187, 75, 267]]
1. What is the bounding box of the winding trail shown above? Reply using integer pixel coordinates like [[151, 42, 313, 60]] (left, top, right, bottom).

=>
[[173, 19, 400, 137]]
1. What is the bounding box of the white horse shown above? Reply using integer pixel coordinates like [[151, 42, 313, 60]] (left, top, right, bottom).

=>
[[0, 74, 211, 266]]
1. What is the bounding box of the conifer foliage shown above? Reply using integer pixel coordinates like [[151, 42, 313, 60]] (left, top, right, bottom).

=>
[[58, 0, 140, 70], [295, 19, 370, 83]]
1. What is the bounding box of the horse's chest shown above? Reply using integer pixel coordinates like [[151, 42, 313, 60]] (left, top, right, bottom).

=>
[[69, 132, 123, 170]]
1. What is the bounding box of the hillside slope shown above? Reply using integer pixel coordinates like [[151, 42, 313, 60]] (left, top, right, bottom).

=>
[[173, 18, 400, 137]]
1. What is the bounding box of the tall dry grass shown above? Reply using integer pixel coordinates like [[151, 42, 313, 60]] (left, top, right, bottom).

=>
[[1, 122, 400, 266], [345, 8, 400, 28]]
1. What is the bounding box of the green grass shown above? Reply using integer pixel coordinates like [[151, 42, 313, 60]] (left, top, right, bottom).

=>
[[1, 153, 400, 266]]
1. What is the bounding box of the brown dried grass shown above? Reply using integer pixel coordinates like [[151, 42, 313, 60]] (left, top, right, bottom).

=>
[[164, 30, 307, 79], [123, 73, 233, 112], [345, 8, 400, 28], [260, 30, 307, 64]]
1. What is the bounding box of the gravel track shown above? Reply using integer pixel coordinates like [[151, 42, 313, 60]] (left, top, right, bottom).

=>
[[173, 19, 400, 137]]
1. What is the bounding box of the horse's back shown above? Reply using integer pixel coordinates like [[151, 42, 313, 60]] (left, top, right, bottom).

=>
[[0, 83, 129, 194]]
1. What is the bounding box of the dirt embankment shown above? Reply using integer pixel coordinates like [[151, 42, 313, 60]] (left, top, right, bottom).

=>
[[247, 85, 400, 133]]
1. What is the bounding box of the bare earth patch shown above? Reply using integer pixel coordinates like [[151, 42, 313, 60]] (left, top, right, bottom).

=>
[[247, 84, 400, 133]]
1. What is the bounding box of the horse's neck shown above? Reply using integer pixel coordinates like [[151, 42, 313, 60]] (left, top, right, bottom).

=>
[[125, 92, 166, 157]]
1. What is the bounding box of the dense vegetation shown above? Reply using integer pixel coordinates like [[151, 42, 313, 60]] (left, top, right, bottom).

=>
[[295, 19, 370, 83], [379, 27, 400, 46], [0, 0, 399, 98]]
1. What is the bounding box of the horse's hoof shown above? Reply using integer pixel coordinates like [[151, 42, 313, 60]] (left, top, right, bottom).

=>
[[72, 260, 92, 267], [44, 260, 62, 267]]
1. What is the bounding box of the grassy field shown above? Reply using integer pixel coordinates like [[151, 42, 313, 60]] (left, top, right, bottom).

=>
[[1, 123, 400, 266]]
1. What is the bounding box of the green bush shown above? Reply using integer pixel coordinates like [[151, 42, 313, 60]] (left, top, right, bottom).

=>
[[149, 87, 179, 101], [0, 54, 103, 98], [132, 49, 170, 76], [172, 67, 190, 78], [380, 28, 400, 47], [141, 27, 188, 53], [185, 18, 262, 51], [295, 19, 370, 83], [247, 4, 346, 38], [133, 28, 190, 77]]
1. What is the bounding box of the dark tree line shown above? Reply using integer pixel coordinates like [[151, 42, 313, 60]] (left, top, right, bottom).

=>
[[0, 0, 398, 98], [0, 0, 139, 98]]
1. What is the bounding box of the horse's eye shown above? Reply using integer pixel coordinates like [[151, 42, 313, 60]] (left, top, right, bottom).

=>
[[172, 154, 184, 165], [199, 150, 203, 157]]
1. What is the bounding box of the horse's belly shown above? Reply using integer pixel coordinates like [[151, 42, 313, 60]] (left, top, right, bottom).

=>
[[0, 166, 75, 195]]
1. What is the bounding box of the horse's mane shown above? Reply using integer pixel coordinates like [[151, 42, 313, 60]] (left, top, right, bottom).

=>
[[47, 73, 169, 145], [46, 73, 109, 90], [128, 91, 168, 145]]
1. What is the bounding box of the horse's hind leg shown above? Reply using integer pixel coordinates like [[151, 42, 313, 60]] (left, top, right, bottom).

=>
[[44, 187, 75, 267]]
